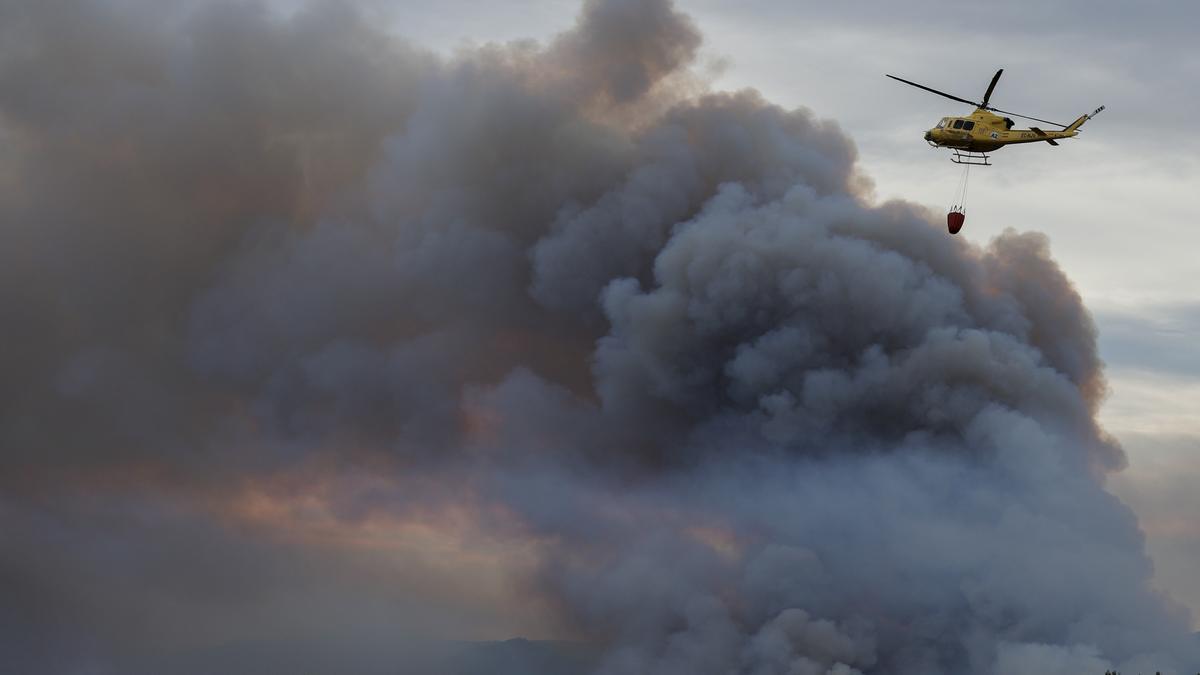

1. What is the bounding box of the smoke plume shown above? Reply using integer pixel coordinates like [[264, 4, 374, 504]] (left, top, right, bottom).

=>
[[0, 0, 1195, 673]]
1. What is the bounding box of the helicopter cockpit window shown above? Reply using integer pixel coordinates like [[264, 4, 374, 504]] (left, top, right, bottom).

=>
[[936, 118, 947, 128], [962, 121, 975, 131], [952, 120, 964, 129]]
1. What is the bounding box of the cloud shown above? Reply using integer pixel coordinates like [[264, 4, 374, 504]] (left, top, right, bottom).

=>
[[1096, 303, 1200, 379], [1107, 432, 1200, 632]]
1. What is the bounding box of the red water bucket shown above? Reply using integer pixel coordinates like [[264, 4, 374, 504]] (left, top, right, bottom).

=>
[[947, 210, 965, 235]]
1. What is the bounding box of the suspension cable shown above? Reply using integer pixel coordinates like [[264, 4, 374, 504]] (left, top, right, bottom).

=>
[[951, 163, 971, 211]]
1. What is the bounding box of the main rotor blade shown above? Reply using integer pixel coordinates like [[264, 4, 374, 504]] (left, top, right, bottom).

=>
[[885, 74, 979, 108], [980, 69, 1003, 108], [985, 106, 1069, 128], [888, 72, 1069, 127]]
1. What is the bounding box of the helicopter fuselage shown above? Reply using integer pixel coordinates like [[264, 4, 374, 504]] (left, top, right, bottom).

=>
[[924, 108, 1081, 152]]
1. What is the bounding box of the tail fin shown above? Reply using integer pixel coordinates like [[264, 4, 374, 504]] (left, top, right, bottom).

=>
[[1065, 105, 1105, 133]]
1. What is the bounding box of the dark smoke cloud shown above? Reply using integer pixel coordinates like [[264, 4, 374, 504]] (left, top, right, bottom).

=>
[[0, 0, 1196, 673]]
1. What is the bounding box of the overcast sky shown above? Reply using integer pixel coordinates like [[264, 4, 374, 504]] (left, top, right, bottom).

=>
[[345, 0, 1200, 622]]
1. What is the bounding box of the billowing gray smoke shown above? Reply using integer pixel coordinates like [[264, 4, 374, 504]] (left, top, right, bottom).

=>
[[0, 1, 1196, 674]]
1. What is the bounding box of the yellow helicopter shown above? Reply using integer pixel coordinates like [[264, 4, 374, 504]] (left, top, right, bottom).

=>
[[887, 68, 1104, 166]]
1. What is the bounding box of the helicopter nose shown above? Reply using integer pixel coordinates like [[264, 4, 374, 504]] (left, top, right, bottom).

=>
[[924, 131, 933, 141]]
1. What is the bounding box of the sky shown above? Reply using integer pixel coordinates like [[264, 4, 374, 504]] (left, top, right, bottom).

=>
[[355, 0, 1200, 626], [2, 1, 1198, 673]]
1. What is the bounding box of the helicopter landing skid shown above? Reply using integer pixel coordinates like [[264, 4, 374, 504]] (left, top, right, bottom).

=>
[[950, 150, 991, 166]]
